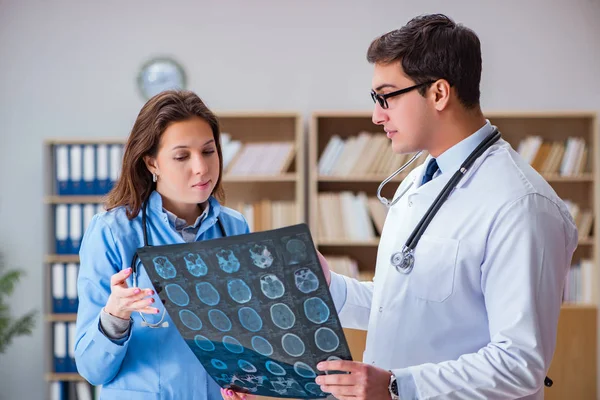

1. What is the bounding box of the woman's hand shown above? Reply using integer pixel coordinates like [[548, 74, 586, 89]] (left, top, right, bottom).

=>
[[104, 267, 158, 319], [220, 388, 255, 400]]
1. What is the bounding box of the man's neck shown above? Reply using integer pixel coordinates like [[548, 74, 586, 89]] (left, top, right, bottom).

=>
[[428, 110, 487, 158]]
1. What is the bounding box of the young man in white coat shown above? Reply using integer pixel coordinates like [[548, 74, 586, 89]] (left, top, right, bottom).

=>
[[315, 13, 578, 400]]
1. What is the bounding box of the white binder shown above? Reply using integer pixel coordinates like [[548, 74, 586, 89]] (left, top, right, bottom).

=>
[[82, 145, 95, 195], [65, 263, 78, 312], [55, 145, 69, 195], [52, 263, 66, 313], [69, 204, 82, 254], [69, 145, 83, 195], [55, 205, 69, 254], [109, 144, 123, 184], [96, 144, 109, 194]]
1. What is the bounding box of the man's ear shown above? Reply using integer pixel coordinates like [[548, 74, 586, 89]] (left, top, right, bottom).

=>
[[430, 79, 451, 111], [143, 155, 158, 175]]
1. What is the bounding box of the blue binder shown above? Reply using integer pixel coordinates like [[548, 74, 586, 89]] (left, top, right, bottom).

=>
[[55, 145, 70, 195], [51, 263, 67, 313], [65, 263, 79, 313], [70, 145, 83, 195], [55, 205, 69, 254], [82, 145, 96, 195], [69, 204, 83, 254], [53, 322, 68, 373], [67, 322, 77, 373], [96, 144, 110, 195]]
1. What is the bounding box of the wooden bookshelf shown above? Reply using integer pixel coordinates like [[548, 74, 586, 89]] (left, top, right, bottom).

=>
[[309, 110, 599, 398], [43, 112, 305, 398]]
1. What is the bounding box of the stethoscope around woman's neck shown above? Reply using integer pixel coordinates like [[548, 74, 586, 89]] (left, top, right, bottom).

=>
[[376, 128, 502, 274], [129, 197, 227, 328]]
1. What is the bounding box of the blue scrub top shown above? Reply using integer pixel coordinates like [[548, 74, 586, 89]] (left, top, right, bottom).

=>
[[75, 191, 250, 399]]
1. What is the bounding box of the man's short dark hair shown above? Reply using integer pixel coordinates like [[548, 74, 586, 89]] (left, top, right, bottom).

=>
[[367, 14, 482, 109]]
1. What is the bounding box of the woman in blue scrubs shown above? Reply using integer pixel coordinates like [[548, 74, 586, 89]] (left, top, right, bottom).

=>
[[75, 90, 250, 400]]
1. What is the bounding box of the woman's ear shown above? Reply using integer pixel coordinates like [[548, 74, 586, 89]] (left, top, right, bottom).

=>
[[143, 155, 158, 175]]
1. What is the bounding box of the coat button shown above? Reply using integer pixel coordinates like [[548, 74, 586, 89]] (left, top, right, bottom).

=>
[[379, 307, 383, 312], [408, 201, 413, 207]]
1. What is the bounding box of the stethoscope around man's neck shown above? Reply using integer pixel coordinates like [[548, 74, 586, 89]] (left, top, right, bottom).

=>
[[376, 128, 501, 275], [129, 197, 227, 328]]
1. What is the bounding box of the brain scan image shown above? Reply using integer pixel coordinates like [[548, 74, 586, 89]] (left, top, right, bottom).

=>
[[184, 252, 208, 277], [238, 359, 257, 373], [195, 282, 220, 306], [285, 239, 307, 265], [152, 256, 176, 279], [314, 327, 340, 353], [211, 359, 227, 370], [251, 335, 273, 356], [281, 333, 305, 357], [259, 274, 285, 299], [294, 268, 319, 294], [179, 309, 202, 331], [293, 362, 316, 378], [270, 303, 296, 329], [305, 382, 327, 397], [238, 307, 263, 332], [227, 279, 252, 304], [222, 335, 244, 354], [216, 249, 240, 273], [165, 283, 189, 307], [265, 360, 286, 376], [303, 297, 330, 324], [194, 334, 215, 352], [249, 244, 274, 269], [208, 309, 232, 332]]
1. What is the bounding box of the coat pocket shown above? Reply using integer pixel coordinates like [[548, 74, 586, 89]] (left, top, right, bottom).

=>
[[408, 235, 459, 302]]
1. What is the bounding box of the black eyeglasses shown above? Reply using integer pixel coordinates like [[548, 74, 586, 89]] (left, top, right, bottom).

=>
[[370, 81, 435, 109]]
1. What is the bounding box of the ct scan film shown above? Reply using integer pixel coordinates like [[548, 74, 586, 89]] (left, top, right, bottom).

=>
[[137, 223, 353, 398]]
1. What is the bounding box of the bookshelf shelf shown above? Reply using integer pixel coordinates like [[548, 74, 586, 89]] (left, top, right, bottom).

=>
[[45, 196, 105, 204], [45, 373, 85, 382], [318, 175, 406, 183], [45, 255, 80, 264], [309, 111, 599, 396], [223, 173, 297, 182], [46, 314, 77, 322]]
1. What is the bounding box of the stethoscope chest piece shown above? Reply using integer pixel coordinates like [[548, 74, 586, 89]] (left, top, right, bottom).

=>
[[391, 248, 414, 274]]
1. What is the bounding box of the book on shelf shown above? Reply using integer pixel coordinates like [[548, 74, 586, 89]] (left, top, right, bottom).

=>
[[225, 141, 295, 176], [563, 199, 594, 239], [516, 136, 589, 176], [564, 259, 594, 304], [233, 200, 296, 232], [318, 193, 388, 241], [318, 132, 427, 176]]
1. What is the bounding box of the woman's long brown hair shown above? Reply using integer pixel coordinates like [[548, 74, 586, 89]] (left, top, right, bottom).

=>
[[105, 90, 225, 220]]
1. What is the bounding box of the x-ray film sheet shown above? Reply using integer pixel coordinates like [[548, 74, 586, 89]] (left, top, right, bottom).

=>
[[137, 223, 353, 398]]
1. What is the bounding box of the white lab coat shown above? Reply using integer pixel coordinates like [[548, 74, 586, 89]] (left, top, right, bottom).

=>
[[330, 138, 578, 399]]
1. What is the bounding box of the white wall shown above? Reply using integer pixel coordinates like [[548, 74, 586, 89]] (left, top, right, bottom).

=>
[[0, 0, 599, 398]]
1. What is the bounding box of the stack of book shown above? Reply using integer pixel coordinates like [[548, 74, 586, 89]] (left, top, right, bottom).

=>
[[516, 136, 588, 176], [318, 132, 426, 176]]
